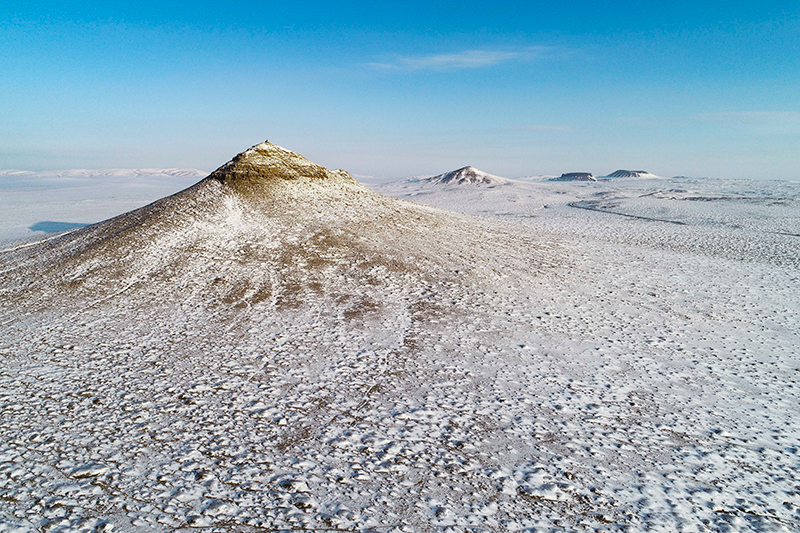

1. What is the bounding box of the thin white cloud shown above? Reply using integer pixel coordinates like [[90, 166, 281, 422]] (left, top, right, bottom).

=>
[[693, 111, 800, 123], [370, 47, 548, 71]]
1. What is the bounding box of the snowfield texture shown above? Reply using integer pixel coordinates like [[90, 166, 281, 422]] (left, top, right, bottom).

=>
[[0, 168, 206, 245], [0, 144, 799, 533]]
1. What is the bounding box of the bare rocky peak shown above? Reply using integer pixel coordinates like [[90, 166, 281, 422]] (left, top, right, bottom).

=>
[[207, 141, 357, 188], [428, 166, 507, 186]]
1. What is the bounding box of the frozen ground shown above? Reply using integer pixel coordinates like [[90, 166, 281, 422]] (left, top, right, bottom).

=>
[[0, 146, 798, 532], [0, 169, 206, 245]]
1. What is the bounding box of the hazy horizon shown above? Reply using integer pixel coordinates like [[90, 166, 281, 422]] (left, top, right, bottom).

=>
[[2, 2, 798, 180]]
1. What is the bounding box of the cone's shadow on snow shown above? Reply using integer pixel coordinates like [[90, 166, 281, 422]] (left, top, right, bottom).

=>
[[29, 221, 90, 233]]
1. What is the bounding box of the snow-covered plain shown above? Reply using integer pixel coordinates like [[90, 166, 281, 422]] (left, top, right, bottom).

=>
[[0, 146, 798, 532], [0, 169, 206, 245]]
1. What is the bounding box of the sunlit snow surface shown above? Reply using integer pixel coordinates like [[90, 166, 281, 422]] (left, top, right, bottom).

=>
[[1, 166, 799, 533], [0, 169, 206, 245]]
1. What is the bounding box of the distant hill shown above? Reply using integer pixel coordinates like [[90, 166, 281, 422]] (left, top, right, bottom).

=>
[[603, 169, 658, 179], [424, 166, 509, 186], [551, 172, 596, 182]]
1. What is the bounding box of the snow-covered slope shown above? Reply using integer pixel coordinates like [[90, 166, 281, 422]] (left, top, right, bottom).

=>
[[1, 145, 799, 532], [0, 143, 531, 319], [373, 167, 524, 208]]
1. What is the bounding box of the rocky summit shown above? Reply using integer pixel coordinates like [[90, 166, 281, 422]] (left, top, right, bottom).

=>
[[208, 141, 357, 188]]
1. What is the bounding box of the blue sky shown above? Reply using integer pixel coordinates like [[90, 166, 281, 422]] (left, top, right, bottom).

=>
[[1, 1, 798, 179]]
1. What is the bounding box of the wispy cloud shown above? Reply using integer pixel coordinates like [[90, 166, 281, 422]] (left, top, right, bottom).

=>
[[370, 47, 549, 71], [693, 111, 800, 123]]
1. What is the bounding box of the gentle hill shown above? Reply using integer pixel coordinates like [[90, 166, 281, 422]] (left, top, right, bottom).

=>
[[0, 142, 535, 320], [424, 166, 510, 186], [551, 172, 596, 182], [602, 169, 658, 179]]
